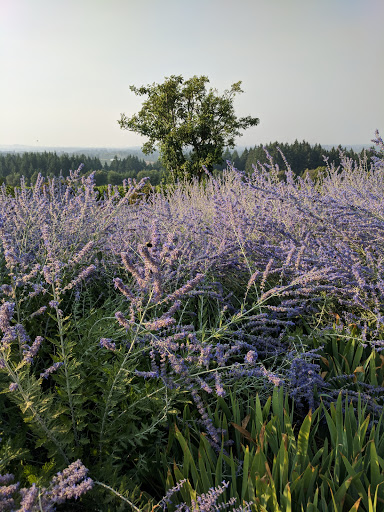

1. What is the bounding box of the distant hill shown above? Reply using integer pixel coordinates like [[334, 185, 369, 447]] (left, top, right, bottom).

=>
[[229, 143, 376, 154], [0, 143, 376, 171], [322, 144, 375, 153], [0, 145, 161, 163], [1, 143, 376, 156]]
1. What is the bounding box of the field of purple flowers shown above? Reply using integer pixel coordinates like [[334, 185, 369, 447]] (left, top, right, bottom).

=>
[[1, 131, 384, 511]]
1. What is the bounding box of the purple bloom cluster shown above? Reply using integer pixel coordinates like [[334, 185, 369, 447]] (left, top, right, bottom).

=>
[[29, 305, 47, 318], [8, 382, 18, 392], [40, 362, 64, 380], [99, 338, 116, 351], [0, 303, 17, 352], [18, 483, 39, 511], [115, 310, 132, 330], [0, 284, 13, 297], [190, 388, 221, 451], [158, 478, 187, 509], [190, 480, 229, 511], [0, 474, 19, 510], [143, 300, 181, 331], [0, 133, 383, 508], [68, 240, 95, 266], [0, 302, 15, 334], [285, 348, 328, 410], [113, 277, 134, 299], [63, 264, 96, 292], [159, 479, 252, 511], [22, 336, 44, 364], [47, 459, 93, 505], [0, 460, 92, 511]]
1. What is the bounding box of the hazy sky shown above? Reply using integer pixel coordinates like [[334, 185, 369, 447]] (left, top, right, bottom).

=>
[[1, 0, 383, 148]]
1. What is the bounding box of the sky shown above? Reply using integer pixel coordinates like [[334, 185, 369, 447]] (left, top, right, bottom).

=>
[[0, 0, 383, 149]]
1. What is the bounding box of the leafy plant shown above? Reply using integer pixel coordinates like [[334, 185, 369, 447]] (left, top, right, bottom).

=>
[[118, 75, 259, 181], [162, 388, 384, 511], [0, 131, 383, 510]]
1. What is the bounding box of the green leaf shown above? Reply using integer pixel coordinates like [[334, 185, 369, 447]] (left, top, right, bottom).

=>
[[228, 448, 238, 500], [217, 396, 232, 419], [333, 475, 356, 507], [328, 486, 340, 512], [215, 447, 223, 490], [241, 445, 250, 501], [174, 465, 192, 504], [276, 434, 289, 492], [296, 411, 312, 470], [347, 498, 362, 512], [272, 386, 284, 427], [282, 482, 292, 512], [322, 401, 337, 446], [198, 449, 212, 493], [174, 426, 199, 487], [369, 441, 382, 495], [335, 394, 345, 450], [255, 394, 264, 431], [231, 422, 257, 446], [263, 395, 272, 421]]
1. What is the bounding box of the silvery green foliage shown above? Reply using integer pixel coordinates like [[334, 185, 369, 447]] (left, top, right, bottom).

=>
[[0, 133, 383, 507]]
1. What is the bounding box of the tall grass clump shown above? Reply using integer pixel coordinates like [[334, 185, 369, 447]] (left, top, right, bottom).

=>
[[0, 131, 383, 510]]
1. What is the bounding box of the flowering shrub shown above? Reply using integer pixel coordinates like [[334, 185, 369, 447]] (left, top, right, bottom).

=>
[[0, 131, 383, 509]]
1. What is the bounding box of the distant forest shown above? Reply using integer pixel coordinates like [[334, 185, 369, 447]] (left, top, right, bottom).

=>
[[0, 141, 376, 187]]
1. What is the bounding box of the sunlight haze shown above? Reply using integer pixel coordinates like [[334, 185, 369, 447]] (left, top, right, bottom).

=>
[[0, 0, 383, 148]]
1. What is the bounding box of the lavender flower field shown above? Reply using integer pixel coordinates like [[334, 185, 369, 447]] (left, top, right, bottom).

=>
[[1, 132, 384, 511]]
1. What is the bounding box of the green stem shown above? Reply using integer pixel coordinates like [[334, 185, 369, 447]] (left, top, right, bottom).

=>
[[94, 481, 142, 511], [53, 288, 79, 447], [2, 356, 69, 464], [98, 335, 136, 458]]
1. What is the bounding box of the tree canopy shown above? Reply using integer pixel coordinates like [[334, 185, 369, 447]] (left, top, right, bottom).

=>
[[118, 75, 260, 181]]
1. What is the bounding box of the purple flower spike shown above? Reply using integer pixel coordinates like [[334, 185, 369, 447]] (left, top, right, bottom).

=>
[[99, 338, 116, 351], [40, 362, 64, 380]]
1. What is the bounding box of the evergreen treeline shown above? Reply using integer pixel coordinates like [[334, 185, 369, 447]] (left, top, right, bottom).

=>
[[218, 141, 376, 177], [0, 141, 376, 187], [0, 152, 164, 186]]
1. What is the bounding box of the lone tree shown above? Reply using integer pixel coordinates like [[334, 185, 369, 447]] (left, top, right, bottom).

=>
[[118, 75, 259, 181]]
